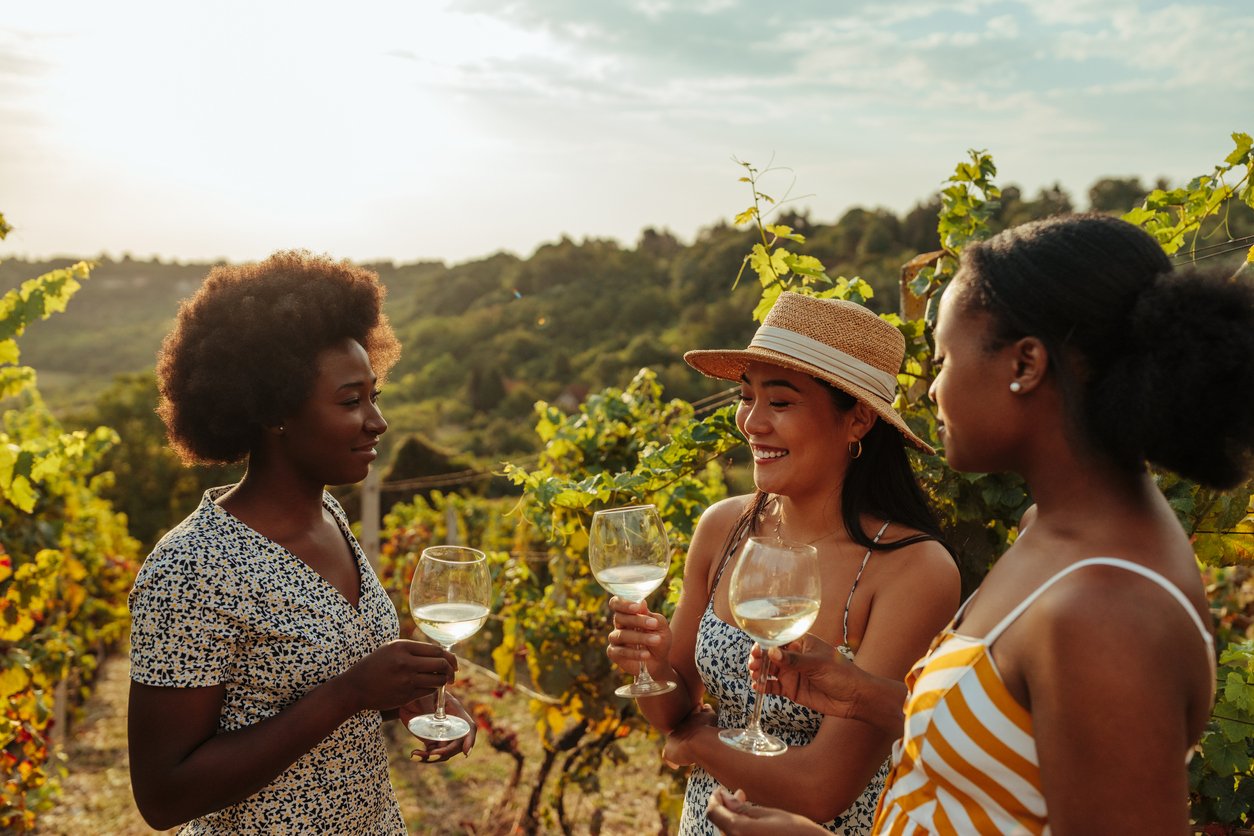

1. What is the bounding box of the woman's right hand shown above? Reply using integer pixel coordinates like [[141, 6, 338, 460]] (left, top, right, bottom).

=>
[[749, 634, 863, 719], [606, 596, 672, 677], [336, 639, 457, 713]]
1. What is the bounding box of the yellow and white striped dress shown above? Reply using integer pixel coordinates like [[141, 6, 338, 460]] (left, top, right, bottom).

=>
[[870, 557, 1214, 835]]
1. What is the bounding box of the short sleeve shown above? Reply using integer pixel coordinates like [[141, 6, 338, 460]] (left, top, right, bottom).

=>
[[129, 548, 245, 687]]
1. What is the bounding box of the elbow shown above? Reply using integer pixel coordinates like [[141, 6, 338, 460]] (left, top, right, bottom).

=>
[[131, 776, 192, 831], [134, 798, 187, 832]]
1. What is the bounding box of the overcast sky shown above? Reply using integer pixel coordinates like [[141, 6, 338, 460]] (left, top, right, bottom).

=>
[[2, 0, 1251, 265]]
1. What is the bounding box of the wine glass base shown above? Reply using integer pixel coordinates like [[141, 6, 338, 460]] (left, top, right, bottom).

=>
[[407, 713, 471, 741], [615, 678, 677, 698], [718, 727, 788, 756]]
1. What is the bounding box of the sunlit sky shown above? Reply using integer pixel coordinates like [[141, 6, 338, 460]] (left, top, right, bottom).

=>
[[2, 0, 1251, 265]]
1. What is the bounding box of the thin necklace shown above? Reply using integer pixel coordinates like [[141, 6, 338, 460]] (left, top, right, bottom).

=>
[[771, 496, 839, 547]]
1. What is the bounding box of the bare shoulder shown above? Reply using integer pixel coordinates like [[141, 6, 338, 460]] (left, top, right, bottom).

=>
[[878, 525, 959, 588], [1031, 562, 1206, 647], [1021, 562, 1213, 711], [699, 495, 753, 530], [684, 495, 753, 580]]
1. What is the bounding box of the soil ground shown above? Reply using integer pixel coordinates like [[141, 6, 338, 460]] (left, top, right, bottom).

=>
[[31, 656, 675, 835]]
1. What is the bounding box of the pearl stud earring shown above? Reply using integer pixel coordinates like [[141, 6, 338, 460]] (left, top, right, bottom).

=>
[[1009, 381, 1022, 393]]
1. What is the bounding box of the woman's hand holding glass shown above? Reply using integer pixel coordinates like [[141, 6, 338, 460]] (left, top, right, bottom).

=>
[[590, 505, 677, 698], [334, 639, 457, 713], [406, 545, 492, 742], [747, 634, 862, 719], [749, 633, 909, 736], [400, 691, 476, 762], [606, 596, 674, 682]]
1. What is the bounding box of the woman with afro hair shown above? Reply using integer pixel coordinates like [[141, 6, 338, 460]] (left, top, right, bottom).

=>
[[127, 251, 473, 834]]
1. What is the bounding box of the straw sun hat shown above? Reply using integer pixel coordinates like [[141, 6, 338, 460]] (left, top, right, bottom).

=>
[[684, 292, 933, 454]]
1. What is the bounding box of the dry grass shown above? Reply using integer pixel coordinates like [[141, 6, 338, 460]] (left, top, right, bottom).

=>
[[33, 657, 677, 835]]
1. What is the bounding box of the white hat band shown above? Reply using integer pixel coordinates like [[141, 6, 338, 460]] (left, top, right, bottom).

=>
[[750, 325, 898, 402]]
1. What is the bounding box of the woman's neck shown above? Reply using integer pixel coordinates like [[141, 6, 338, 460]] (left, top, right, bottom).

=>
[[217, 461, 328, 534], [772, 490, 845, 546]]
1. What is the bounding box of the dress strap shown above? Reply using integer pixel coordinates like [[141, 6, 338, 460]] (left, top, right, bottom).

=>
[[707, 504, 757, 605], [983, 557, 1216, 676], [842, 520, 891, 647]]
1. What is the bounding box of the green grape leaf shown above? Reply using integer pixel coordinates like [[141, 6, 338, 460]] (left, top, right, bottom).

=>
[[1203, 732, 1254, 776], [1226, 132, 1253, 166]]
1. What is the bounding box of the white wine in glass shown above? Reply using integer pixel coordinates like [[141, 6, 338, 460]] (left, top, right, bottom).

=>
[[407, 545, 491, 741], [590, 504, 677, 698], [719, 536, 821, 756]]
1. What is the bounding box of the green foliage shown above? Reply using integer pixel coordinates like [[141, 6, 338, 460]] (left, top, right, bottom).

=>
[[1124, 131, 1254, 262], [502, 368, 737, 704], [63, 372, 240, 551], [1193, 568, 1254, 826], [0, 230, 140, 831]]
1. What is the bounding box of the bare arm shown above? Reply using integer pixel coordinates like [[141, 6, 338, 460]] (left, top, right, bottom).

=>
[[128, 639, 455, 830], [666, 540, 960, 822]]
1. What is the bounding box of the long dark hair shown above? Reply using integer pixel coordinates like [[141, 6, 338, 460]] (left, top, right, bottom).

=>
[[724, 381, 950, 559], [959, 213, 1254, 489]]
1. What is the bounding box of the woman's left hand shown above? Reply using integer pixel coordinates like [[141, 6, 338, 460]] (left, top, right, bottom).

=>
[[399, 692, 477, 762], [706, 786, 828, 835], [662, 703, 717, 768]]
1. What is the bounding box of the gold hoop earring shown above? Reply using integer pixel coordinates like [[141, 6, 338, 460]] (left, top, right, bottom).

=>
[[849, 439, 863, 460]]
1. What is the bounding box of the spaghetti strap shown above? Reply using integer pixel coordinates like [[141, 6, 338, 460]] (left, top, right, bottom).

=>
[[983, 557, 1215, 677], [842, 520, 891, 647], [707, 506, 755, 606]]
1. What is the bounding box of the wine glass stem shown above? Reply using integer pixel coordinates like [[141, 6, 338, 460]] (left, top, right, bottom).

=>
[[434, 643, 453, 720], [746, 651, 769, 736], [635, 646, 657, 686]]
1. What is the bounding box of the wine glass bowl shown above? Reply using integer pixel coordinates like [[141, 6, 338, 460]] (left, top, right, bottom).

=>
[[407, 545, 491, 741], [590, 504, 677, 698], [719, 536, 821, 756]]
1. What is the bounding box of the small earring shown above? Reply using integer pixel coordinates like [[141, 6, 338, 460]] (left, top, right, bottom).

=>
[[1009, 381, 1022, 393], [848, 439, 863, 460], [277, 425, 286, 433]]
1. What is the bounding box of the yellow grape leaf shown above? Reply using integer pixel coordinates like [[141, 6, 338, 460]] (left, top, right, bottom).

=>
[[64, 582, 87, 614], [5, 474, 35, 513], [0, 339, 17, 365], [65, 557, 87, 582], [0, 610, 34, 642], [0, 665, 29, 699]]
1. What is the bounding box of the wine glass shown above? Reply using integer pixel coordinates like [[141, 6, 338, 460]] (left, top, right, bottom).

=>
[[590, 504, 677, 698], [719, 536, 821, 756], [407, 545, 492, 741]]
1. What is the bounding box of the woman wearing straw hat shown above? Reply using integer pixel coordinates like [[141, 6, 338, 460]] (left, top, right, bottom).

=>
[[708, 214, 1254, 835], [606, 291, 961, 834]]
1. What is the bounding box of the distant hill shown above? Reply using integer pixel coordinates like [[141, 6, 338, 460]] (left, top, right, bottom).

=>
[[5, 177, 1250, 465]]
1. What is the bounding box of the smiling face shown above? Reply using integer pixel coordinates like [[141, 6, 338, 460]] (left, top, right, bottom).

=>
[[279, 337, 387, 487], [735, 361, 858, 500], [929, 280, 1022, 473]]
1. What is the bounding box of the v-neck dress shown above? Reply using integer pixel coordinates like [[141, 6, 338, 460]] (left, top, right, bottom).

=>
[[128, 486, 404, 835]]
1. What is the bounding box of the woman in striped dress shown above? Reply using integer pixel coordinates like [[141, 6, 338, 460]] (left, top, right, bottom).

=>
[[708, 214, 1254, 835]]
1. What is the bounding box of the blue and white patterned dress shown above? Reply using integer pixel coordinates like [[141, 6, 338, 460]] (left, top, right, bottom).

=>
[[677, 522, 890, 835]]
